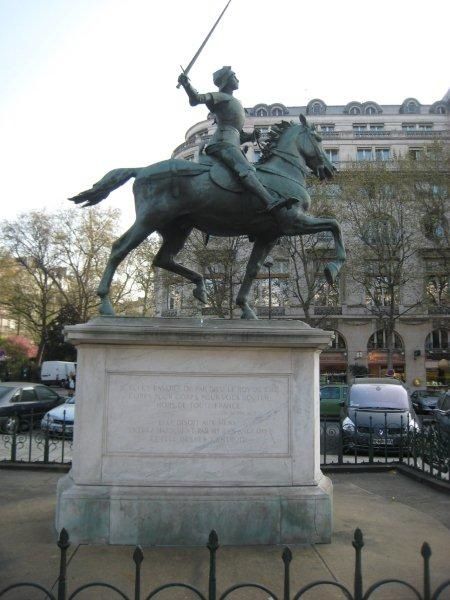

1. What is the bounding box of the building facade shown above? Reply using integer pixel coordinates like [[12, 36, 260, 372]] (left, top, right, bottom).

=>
[[156, 92, 449, 391]]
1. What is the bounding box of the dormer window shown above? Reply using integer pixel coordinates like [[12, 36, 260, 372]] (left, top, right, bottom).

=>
[[400, 98, 421, 114], [306, 99, 326, 116], [350, 106, 361, 115], [256, 108, 268, 117]]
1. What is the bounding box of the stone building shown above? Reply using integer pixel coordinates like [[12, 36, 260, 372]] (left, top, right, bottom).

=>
[[155, 92, 449, 391]]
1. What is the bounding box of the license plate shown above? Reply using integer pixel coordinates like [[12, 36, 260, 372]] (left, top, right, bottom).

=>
[[372, 438, 394, 446]]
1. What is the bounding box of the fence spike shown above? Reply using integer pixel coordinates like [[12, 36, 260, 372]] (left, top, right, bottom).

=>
[[133, 545, 144, 565], [352, 528, 364, 550], [282, 547, 292, 564], [58, 528, 70, 550], [208, 529, 219, 551]]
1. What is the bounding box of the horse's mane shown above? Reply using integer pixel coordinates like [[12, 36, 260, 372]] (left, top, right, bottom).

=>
[[256, 120, 294, 164]]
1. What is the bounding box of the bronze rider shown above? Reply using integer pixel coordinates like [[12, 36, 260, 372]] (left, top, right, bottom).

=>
[[177, 66, 296, 213]]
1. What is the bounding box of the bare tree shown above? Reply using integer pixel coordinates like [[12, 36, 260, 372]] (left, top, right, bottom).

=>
[[338, 161, 422, 370]]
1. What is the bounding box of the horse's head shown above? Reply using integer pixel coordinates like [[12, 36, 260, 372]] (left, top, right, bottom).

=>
[[296, 114, 336, 181]]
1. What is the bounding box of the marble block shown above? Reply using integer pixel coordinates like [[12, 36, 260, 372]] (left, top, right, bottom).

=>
[[57, 317, 333, 545]]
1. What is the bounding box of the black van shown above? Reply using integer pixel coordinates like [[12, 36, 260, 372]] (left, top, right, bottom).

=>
[[342, 379, 419, 452]]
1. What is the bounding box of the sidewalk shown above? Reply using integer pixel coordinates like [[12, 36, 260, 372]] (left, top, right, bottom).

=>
[[0, 469, 449, 599]]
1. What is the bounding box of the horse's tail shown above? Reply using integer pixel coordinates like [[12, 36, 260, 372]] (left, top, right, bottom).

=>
[[69, 167, 140, 207]]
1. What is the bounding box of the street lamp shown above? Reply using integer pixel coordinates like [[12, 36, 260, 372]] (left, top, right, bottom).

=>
[[263, 256, 274, 319]]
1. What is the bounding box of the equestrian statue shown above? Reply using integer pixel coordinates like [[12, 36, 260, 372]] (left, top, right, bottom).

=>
[[70, 64, 345, 319]]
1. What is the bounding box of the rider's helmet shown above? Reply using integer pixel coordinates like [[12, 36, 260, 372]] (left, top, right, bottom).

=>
[[213, 66, 235, 91]]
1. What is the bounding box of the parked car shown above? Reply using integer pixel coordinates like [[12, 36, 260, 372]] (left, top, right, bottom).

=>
[[0, 383, 65, 433], [410, 389, 443, 415], [41, 396, 75, 437], [434, 391, 450, 436], [342, 380, 419, 453], [320, 384, 348, 419]]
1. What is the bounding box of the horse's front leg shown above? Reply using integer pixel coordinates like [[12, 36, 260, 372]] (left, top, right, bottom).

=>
[[293, 214, 346, 284], [236, 237, 277, 320], [98, 221, 151, 315]]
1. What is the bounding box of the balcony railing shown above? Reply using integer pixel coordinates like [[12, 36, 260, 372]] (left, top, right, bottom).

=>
[[314, 305, 343, 315]]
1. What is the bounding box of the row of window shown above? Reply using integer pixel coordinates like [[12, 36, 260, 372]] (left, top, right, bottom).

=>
[[322, 148, 391, 162], [323, 147, 430, 163], [262, 123, 436, 133], [329, 328, 449, 352], [305, 99, 447, 116]]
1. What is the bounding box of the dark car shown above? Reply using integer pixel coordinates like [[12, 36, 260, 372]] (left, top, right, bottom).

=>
[[320, 384, 348, 419], [410, 389, 443, 415], [419, 391, 450, 473], [0, 382, 65, 433], [342, 381, 419, 453]]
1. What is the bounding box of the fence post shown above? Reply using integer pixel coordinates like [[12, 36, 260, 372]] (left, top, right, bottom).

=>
[[352, 528, 364, 600], [43, 425, 50, 463], [57, 528, 70, 600], [421, 542, 431, 600], [133, 546, 144, 600], [207, 530, 219, 600], [338, 418, 343, 465], [282, 547, 292, 600], [10, 421, 17, 462]]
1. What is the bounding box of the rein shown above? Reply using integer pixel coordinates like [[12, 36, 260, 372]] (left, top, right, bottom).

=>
[[270, 148, 309, 175], [256, 163, 306, 188]]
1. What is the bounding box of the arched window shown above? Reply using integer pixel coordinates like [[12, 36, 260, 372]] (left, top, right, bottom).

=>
[[330, 331, 346, 350], [365, 106, 376, 115], [407, 101, 417, 113], [271, 107, 283, 116], [368, 330, 404, 350], [256, 108, 268, 117], [312, 102, 322, 114], [437, 106, 446, 114], [350, 106, 361, 115]]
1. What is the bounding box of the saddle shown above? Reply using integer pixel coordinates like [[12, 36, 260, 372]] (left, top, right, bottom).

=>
[[197, 155, 243, 193]]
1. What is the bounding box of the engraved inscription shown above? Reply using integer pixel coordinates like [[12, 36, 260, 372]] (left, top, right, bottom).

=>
[[106, 373, 289, 456]]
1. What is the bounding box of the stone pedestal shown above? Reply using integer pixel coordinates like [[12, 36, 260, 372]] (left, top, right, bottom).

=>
[[57, 317, 333, 545]]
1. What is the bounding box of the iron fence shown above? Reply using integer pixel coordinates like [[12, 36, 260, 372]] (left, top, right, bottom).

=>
[[1, 410, 449, 484], [0, 408, 73, 465], [1, 527, 449, 599], [320, 415, 450, 482]]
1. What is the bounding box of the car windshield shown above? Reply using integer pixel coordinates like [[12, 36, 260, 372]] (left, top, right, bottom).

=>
[[65, 397, 75, 405], [349, 384, 409, 410], [0, 386, 12, 399], [419, 390, 441, 397], [321, 387, 340, 399]]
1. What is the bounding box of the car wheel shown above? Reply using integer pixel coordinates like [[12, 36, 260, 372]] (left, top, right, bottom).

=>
[[4, 416, 20, 434]]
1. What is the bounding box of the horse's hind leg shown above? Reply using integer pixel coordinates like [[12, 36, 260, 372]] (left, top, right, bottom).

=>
[[97, 221, 151, 315], [236, 237, 277, 319], [153, 225, 207, 305]]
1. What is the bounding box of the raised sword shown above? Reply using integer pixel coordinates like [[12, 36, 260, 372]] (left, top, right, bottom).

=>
[[176, 0, 232, 88]]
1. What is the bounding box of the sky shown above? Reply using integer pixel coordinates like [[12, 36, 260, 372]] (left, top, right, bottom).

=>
[[0, 0, 448, 228]]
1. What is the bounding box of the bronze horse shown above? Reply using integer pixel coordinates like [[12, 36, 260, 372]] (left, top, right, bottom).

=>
[[70, 115, 345, 319]]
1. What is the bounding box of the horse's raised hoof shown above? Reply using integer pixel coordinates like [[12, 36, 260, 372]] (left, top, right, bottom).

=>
[[193, 286, 207, 305], [240, 307, 258, 320], [98, 296, 116, 316]]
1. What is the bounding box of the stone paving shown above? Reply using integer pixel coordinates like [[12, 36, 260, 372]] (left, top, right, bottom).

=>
[[0, 469, 449, 599]]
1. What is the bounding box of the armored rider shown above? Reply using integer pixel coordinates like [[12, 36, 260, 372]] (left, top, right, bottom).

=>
[[177, 66, 296, 213]]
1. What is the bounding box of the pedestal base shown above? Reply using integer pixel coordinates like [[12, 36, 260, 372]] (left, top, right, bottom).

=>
[[57, 473, 332, 545], [58, 317, 333, 545]]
